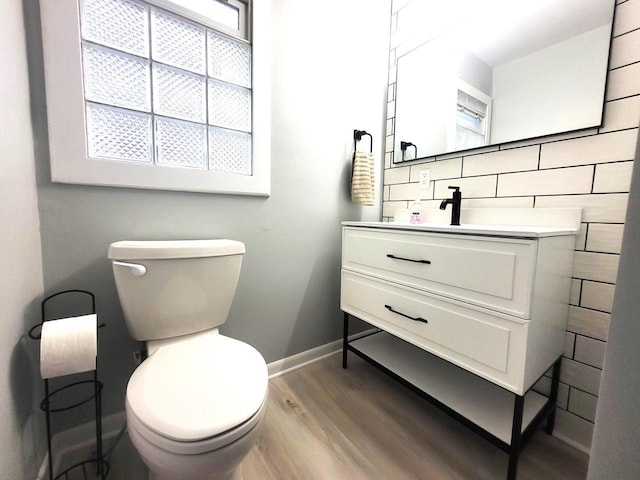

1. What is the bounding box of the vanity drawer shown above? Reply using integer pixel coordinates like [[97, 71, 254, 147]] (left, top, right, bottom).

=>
[[342, 227, 536, 318], [341, 270, 526, 392]]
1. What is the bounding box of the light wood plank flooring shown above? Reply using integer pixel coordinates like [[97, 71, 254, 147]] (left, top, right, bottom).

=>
[[104, 352, 588, 479], [242, 352, 588, 480]]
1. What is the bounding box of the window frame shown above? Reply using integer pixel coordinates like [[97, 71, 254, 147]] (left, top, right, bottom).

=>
[[450, 80, 492, 151], [40, 0, 271, 196], [145, 0, 249, 40]]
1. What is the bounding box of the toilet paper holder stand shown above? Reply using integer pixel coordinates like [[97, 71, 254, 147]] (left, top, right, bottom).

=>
[[29, 289, 108, 480]]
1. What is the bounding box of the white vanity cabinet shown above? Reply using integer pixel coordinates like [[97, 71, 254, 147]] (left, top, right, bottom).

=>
[[340, 219, 577, 480]]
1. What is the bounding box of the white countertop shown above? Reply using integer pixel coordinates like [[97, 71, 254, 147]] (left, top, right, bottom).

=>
[[341, 221, 578, 238]]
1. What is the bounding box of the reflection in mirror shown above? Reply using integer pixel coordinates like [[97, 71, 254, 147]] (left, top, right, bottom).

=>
[[394, 0, 615, 163]]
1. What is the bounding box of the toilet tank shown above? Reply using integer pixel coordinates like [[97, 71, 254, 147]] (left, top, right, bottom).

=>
[[108, 240, 245, 341]]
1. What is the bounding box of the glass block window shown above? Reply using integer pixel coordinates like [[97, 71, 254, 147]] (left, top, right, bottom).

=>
[[80, 0, 252, 174], [86, 103, 153, 163]]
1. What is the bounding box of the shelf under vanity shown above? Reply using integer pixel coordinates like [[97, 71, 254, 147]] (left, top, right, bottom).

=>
[[347, 330, 554, 447]]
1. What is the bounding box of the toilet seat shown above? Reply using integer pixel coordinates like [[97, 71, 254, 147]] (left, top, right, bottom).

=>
[[126, 330, 268, 448], [126, 393, 268, 455]]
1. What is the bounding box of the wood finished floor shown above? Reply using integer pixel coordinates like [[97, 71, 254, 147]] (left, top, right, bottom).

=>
[[242, 352, 588, 480], [105, 352, 588, 479]]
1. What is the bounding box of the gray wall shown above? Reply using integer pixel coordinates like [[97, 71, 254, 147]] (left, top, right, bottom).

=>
[[23, 0, 391, 435], [1, 0, 46, 477], [587, 130, 640, 479]]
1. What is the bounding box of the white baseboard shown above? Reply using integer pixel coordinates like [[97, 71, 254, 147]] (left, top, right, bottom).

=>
[[553, 431, 591, 456], [36, 453, 48, 480], [267, 329, 376, 379]]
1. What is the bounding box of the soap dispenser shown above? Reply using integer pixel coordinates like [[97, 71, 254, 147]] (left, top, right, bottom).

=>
[[410, 198, 424, 224]]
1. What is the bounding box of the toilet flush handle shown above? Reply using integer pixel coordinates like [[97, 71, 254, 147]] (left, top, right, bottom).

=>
[[112, 261, 147, 277]]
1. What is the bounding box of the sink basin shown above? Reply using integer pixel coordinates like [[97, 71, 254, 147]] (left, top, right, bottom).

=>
[[343, 208, 582, 238]]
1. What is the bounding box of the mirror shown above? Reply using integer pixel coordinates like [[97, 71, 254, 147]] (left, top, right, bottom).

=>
[[394, 0, 615, 162]]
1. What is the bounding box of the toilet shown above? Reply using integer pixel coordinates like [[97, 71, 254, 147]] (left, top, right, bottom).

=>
[[108, 239, 268, 480]]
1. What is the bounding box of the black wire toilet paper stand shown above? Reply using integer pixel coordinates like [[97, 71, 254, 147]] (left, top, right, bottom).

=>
[[29, 290, 109, 480]]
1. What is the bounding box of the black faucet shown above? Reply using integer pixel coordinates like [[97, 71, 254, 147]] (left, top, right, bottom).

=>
[[439, 186, 461, 226]]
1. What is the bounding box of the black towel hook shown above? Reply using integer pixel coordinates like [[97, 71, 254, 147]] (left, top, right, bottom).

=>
[[354, 129, 373, 153], [400, 141, 417, 161]]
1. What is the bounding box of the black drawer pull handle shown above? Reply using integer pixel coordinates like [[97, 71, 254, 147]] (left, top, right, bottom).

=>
[[386, 254, 431, 264], [384, 304, 428, 324]]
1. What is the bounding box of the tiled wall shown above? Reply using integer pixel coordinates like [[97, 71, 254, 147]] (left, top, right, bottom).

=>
[[383, 0, 640, 452]]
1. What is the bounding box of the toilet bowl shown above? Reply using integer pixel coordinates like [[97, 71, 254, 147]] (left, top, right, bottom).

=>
[[108, 240, 268, 480]]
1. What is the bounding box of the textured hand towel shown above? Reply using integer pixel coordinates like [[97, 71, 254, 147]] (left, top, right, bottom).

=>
[[351, 151, 375, 205]]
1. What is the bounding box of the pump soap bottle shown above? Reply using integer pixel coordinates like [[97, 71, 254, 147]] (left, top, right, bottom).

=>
[[410, 198, 424, 224]]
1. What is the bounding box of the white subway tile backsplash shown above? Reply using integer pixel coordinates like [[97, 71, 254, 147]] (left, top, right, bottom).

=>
[[600, 96, 640, 133], [560, 358, 602, 396], [433, 175, 496, 199], [568, 305, 611, 341], [573, 251, 620, 283], [593, 161, 634, 193], [555, 409, 594, 451], [388, 82, 396, 102], [460, 197, 534, 208], [387, 100, 396, 121], [573, 252, 620, 283], [497, 166, 593, 197], [575, 336, 607, 369], [606, 62, 640, 101], [389, 182, 427, 201], [382, 200, 408, 219], [539, 130, 638, 168], [570, 279, 582, 306], [535, 193, 629, 223], [420, 199, 443, 211], [613, 0, 640, 37], [581, 281, 616, 313], [385, 135, 394, 153], [386, 118, 394, 136], [569, 389, 599, 423], [586, 223, 625, 253], [409, 158, 462, 182], [462, 146, 539, 177], [609, 28, 640, 69], [385, 165, 410, 185]]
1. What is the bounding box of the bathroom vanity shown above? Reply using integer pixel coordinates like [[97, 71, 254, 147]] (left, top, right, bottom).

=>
[[340, 209, 579, 480]]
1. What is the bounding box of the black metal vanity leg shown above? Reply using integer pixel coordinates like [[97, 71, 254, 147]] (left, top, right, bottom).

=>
[[44, 379, 53, 480], [545, 357, 562, 434], [507, 394, 525, 480], [342, 313, 349, 369]]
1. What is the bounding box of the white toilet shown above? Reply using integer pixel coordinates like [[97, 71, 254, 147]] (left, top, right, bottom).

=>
[[108, 239, 268, 480]]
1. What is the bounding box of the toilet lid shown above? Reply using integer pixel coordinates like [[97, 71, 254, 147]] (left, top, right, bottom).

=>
[[126, 332, 268, 442]]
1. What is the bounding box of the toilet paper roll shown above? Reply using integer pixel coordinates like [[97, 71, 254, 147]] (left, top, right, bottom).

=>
[[40, 314, 98, 379]]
